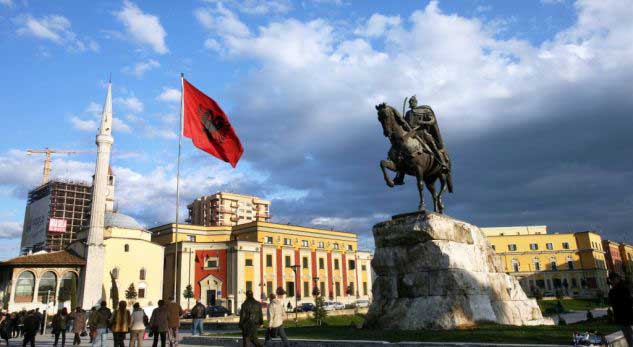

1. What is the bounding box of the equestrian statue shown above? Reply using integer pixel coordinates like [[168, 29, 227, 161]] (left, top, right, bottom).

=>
[[376, 96, 453, 213]]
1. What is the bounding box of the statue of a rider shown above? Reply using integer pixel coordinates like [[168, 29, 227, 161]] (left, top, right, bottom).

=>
[[392, 95, 450, 185]]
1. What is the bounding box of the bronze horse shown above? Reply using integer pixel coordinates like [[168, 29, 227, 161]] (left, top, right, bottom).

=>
[[376, 103, 453, 212]]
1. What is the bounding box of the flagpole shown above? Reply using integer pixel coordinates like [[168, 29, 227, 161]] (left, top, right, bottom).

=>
[[174, 72, 184, 301]]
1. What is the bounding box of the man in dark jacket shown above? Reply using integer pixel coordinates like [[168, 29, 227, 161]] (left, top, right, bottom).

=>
[[190, 300, 206, 336], [609, 273, 633, 346], [239, 290, 263, 347], [21, 310, 39, 347]]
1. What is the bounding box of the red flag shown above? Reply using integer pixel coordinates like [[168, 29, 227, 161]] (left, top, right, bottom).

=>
[[182, 79, 243, 167]]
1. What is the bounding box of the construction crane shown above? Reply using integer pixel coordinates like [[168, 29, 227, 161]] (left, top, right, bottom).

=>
[[26, 148, 89, 184]]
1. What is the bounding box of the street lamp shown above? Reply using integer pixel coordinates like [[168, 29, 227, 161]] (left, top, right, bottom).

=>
[[259, 283, 267, 301], [290, 265, 300, 326]]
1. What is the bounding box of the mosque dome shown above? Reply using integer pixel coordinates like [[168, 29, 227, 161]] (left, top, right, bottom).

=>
[[104, 212, 144, 230]]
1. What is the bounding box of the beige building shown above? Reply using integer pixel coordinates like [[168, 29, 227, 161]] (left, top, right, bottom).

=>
[[482, 226, 609, 297], [187, 192, 270, 227]]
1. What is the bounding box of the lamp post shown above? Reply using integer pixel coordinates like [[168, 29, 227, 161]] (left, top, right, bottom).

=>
[[290, 265, 300, 326]]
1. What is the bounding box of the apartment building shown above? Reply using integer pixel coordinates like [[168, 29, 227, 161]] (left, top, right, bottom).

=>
[[187, 192, 270, 227]]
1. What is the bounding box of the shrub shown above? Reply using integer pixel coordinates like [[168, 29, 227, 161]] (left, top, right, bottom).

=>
[[558, 316, 567, 326], [313, 295, 327, 326]]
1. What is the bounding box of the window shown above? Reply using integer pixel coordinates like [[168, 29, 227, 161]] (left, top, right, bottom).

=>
[[284, 238, 292, 246], [319, 258, 325, 269], [562, 242, 570, 249], [303, 282, 309, 297], [265, 236, 273, 244], [318, 241, 324, 249], [347, 245, 353, 251], [550, 257, 557, 271], [491, 245, 496, 251], [302, 257, 308, 269], [567, 256, 574, 270], [546, 243, 553, 250], [187, 235, 196, 242], [138, 288, 145, 298], [348, 282, 354, 296], [266, 254, 273, 267], [320, 282, 326, 297], [140, 268, 146, 280], [335, 282, 341, 296], [124, 244, 130, 252], [245, 258, 253, 266], [37, 272, 57, 303], [361, 265, 367, 271], [285, 255, 291, 268], [533, 258, 540, 271], [286, 282, 295, 297], [363, 282, 368, 296], [59, 272, 77, 303], [333, 243, 339, 250], [246, 281, 253, 292], [334, 259, 340, 270], [206, 258, 218, 268], [302, 240, 309, 247], [511, 259, 519, 272], [267, 281, 273, 296], [529, 243, 538, 250], [348, 260, 356, 270], [508, 244, 517, 251]]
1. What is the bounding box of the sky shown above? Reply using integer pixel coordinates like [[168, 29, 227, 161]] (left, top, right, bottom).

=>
[[0, 0, 632, 259]]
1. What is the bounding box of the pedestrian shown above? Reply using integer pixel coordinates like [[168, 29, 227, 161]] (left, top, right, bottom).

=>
[[52, 308, 68, 347], [90, 301, 111, 347], [33, 308, 43, 335], [70, 307, 87, 345], [190, 300, 206, 336], [608, 273, 633, 346], [87, 307, 98, 344], [111, 301, 131, 347], [129, 303, 148, 347], [264, 288, 289, 347], [150, 300, 170, 347], [238, 290, 263, 347], [21, 310, 39, 347], [166, 296, 182, 347], [0, 312, 12, 346]]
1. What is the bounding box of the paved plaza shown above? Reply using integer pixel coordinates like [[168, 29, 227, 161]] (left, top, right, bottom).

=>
[[3, 331, 222, 347]]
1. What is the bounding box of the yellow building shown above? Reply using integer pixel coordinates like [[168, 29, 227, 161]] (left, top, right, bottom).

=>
[[482, 226, 608, 297], [620, 243, 633, 276], [150, 221, 373, 313]]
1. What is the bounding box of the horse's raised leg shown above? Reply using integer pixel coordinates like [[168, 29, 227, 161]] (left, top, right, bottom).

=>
[[380, 160, 397, 188], [436, 175, 447, 214], [415, 174, 426, 211]]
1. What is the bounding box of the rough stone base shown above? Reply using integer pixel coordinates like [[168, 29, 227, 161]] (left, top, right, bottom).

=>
[[365, 212, 554, 330]]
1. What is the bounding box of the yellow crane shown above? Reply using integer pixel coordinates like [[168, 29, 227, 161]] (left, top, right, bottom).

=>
[[26, 148, 89, 184]]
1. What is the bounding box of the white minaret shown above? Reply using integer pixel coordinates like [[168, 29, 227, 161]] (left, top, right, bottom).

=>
[[80, 81, 114, 309]]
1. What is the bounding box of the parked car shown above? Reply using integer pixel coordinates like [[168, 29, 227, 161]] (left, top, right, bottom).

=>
[[296, 303, 315, 312], [333, 302, 345, 310], [355, 299, 370, 308], [323, 301, 337, 311], [206, 305, 231, 317]]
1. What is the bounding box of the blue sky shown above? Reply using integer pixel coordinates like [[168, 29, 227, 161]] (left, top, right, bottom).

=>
[[0, 0, 632, 259]]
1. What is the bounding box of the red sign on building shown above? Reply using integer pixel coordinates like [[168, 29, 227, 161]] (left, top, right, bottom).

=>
[[48, 218, 67, 233]]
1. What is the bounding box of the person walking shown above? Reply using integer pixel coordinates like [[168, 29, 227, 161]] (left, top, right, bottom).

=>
[[87, 307, 98, 344], [111, 301, 131, 347], [264, 288, 289, 346], [70, 307, 87, 345], [166, 297, 182, 347], [608, 273, 633, 346], [33, 309, 43, 335], [21, 311, 39, 347], [129, 303, 148, 347], [90, 302, 112, 347], [52, 308, 68, 347], [190, 300, 206, 336], [0, 312, 12, 346], [150, 300, 170, 347], [238, 290, 263, 347]]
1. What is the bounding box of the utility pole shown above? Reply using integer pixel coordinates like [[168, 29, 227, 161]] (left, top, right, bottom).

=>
[[26, 148, 88, 184]]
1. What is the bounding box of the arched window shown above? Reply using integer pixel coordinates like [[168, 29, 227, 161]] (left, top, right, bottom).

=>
[[139, 268, 146, 280], [15, 271, 35, 303], [38, 272, 57, 303], [58, 272, 78, 303], [124, 244, 130, 252]]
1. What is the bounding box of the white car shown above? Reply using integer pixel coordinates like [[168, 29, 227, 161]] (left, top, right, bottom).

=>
[[333, 302, 345, 310], [355, 299, 370, 308], [323, 301, 337, 311]]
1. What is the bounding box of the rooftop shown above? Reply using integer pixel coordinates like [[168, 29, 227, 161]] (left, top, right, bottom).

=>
[[0, 250, 85, 266], [105, 211, 144, 231]]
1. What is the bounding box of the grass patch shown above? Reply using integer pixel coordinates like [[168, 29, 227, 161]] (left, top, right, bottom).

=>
[[538, 298, 606, 314], [207, 314, 619, 345]]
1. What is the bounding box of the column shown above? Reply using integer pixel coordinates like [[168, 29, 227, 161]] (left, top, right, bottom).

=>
[[294, 249, 301, 297], [276, 248, 283, 289], [311, 250, 317, 294], [327, 252, 333, 299], [342, 253, 348, 297]]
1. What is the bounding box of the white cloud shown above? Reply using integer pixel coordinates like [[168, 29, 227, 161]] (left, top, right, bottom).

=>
[[204, 38, 221, 51], [0, 0, 13, 7], [157, 88, 181, 103], [123, 59, 160, 78], [202, 0, 292, 15], [15, 14, 99, 52], [70, 116, 97, 131], [0, 221, 22, 238], [195, 4, 251, 38], [310, 214, 388, 232], [354, 14, 401, 38], [85, 101, 102, 116], [115, 1, 168, 54], [114, 96, 144, 113], [113, 117, 132, 133]]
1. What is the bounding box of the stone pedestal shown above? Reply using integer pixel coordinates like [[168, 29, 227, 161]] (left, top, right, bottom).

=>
[[365, 212, 554, 329]]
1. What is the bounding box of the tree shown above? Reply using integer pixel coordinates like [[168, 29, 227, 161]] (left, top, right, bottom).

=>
[[183, 284, 194, 309], [110, 270, 119, 309], [58, 278, 77, 309], [125, 283, 137, 302], [313, 295, 327, 326]]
